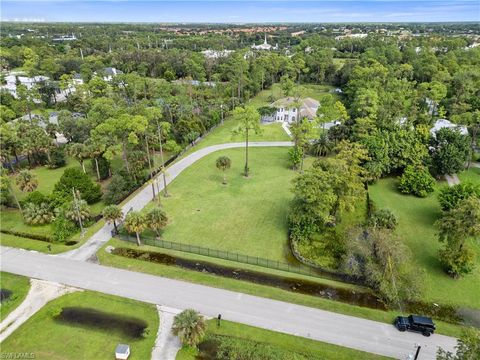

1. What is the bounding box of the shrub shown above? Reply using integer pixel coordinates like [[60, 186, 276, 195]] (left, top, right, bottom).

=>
[[438, 183, 480, 212], [398, 165, 435, 197], [368, 209, 398, 230], [53, 168, 102, 204], [22, 202, 55, 225], [288, 146, 303, 170], [103, 170, 137, 205], [52, 214, 78, 243], [20, 191, 48, 207], [214, 335, 308, 360], [64, 199, 91, 223], [47, 147, 66, 169], [16, 170, 38, 192], [0, 229, 53, 242]]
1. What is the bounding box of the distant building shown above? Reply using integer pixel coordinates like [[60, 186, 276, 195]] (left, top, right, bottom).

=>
[[201, 49, 234, 59], [265, 97, 320, 124], [52, 34, 77, 41], [291, 30, 306, 37], [173, 79, 216, 87], [251, 34, 277, 51], [95, 67, 123, 82], [430, 119, 469, 137], [1, 73, 49, 98]]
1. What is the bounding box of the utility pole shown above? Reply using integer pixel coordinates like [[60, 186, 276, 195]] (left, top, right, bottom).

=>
[[156, 123, 169, 197], [72, 188, 84, 237], [413, 345, 421, 360], [145, 135, 156, 200]]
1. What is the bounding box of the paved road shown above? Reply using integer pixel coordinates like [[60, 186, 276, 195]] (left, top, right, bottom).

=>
[[1, 246, 456, 359], [60, 141, 293, 261]]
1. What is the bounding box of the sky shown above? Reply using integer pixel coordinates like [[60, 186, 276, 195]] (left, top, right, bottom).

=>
[[1, 1, 479, 23]]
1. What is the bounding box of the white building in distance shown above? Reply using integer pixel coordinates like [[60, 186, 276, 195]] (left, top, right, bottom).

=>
[[201, 49, 234, 59], [430, 119, 469, 137], [265, 97, 320, 124], [251, 34, 278, 51], [1, 74, 49, 98]]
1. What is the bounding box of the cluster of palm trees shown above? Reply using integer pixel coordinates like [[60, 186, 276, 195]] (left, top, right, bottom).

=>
[[102, 204, 168, 246]]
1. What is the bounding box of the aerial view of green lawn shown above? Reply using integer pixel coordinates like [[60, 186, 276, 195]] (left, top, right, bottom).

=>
[[0, 272, 31, 322], [369, 178, 480, 310], [1, 291, 159, 360], [145, 147, 295, 262]]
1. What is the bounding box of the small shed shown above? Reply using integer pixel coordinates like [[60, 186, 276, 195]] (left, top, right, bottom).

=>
[[115, 344, 130, 360]]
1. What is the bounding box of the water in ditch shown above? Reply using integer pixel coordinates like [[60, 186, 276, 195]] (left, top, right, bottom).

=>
[[112, 247, 386, 310]]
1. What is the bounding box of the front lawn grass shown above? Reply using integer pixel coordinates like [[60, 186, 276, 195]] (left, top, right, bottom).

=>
[[458, 166, 480, 185], [144, 147, 295, 262], [369, 178, 480, 310], [1, 291, 158, 360], [176, 319, 390, 360], [0, 272, 30, 321]]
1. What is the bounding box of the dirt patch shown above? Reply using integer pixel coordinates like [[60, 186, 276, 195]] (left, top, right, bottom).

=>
[[55, 307, 148, 339], [0, 289, 13, 302]]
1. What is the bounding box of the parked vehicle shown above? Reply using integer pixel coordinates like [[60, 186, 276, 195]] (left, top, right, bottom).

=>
[[394, 315, 435, 336]]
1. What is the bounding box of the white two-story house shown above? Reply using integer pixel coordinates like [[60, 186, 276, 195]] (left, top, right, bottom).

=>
[[268, 97, 320, 124]]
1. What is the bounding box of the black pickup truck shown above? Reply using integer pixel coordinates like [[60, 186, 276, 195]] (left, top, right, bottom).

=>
[[394, 315, 436, 336]]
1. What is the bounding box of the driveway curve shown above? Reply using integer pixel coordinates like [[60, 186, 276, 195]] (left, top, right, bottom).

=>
[[60, 141, 293, 261]]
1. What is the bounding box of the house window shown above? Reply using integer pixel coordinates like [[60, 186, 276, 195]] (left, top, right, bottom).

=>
[[291, 116, 295, 122], [280, 108, 283, 112], [293, 108, 296, 112]]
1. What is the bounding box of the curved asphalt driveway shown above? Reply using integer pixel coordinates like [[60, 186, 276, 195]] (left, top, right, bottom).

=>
[[60, 141, 293, 261]]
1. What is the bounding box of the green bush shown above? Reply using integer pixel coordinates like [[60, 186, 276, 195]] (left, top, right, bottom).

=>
[[20, 191, 49, 207], [53, 168, 102, 204], [47, 147, 66, 169], [212, 335, 308, 360], [438, 183, 480, 212], [398, 165, 435, 197], [0, 229, 53, 242], [367, 209, 398, 230], [23, 203, 55, 225], [103, 170, 137, 205], [52, 214, 78, 243]]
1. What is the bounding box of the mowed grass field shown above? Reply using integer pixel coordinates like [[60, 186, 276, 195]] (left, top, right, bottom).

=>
[[1, 291, 158, 360], [369, 178, 480, 310], [0, 272, 30, 321], [145, 147, 295, 262], [458, 166, 480, 185], [176, 319, 390, 360], [186, 83, 333, 154]]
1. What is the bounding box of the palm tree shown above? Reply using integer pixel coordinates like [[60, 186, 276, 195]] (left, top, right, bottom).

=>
[[310, 133, 333, 157], [23, 202, 54, 225], [172, 309, 206, 347], [67, 143, 89, 173], [145, 207, 168, 238], [16, 170, 38, 192], [215, 156, 231, 184], [231, 106, 261, 177], [124, 211, 146, 246], [102, 205, 124, 234], [65, 199, 91, 223]]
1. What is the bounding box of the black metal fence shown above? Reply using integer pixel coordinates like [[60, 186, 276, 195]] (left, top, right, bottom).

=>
[[117, 233, 323, 278]]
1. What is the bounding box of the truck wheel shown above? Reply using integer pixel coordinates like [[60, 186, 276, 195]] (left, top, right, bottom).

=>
[[399, 327, 406, 332], [422, 331, 431, 337]]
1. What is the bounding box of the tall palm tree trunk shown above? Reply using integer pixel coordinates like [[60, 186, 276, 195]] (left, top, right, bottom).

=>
[[94, 157, 101, 180], [244, 128, 249, 177], [135, 231, 141, 246]]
